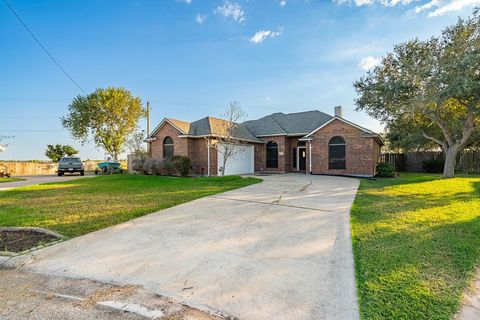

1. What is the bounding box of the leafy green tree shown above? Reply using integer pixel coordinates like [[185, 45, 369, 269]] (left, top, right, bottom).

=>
[[354, 10, 480, 178], [45, 144, 79, 162], [62, 87, 145, 160]]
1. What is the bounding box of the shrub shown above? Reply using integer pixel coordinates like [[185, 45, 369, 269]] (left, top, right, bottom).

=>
[[142, 157, 190, 176], [376, 162, 396, 178], [131, 158, 146, 172], [422, 158, 444, 173], [162, 159, 175, 176], [172, 155, 191, 176], [143, 159, 162, 175]]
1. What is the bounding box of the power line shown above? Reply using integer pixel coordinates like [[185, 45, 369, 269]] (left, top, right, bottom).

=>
[[0, 130, 63, 132], [0, 96, 223, 107], [2, 0, 86, 94]]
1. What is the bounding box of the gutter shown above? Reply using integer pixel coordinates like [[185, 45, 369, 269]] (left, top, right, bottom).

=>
[[178, 134, 265, 144]]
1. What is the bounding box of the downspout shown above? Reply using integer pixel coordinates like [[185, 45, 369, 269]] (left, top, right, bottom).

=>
[[207, 138, 210, 177], [309, 140, 312, 174]]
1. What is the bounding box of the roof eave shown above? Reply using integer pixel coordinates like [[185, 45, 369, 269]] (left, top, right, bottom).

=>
[[147, 118, 188, 138], [178, 134, 265, 144]]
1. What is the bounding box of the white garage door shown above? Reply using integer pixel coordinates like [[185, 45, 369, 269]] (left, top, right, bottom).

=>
[[217, 144, 254, 176]]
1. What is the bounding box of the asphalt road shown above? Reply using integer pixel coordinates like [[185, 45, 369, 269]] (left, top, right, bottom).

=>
[[0, 174, 94, 191]]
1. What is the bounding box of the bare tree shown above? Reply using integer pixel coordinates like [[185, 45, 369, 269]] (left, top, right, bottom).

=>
[[126, 129, 148, 159], [211, 101, 248, 176], [0, 136, 12, 153]]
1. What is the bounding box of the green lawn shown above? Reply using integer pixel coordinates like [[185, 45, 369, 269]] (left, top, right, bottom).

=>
[[351, 173, 480, 320], [0, 177, 23, 183], [0, 174, 261, 238]]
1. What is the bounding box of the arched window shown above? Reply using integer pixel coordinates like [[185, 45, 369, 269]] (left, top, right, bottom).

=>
[[329, 136, 346, 169], [266, 141, 278, 168], [163, 136, 174, 160]]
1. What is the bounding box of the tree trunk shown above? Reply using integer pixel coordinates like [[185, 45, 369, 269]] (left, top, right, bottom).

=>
[[443, 146, 459, 178], [221, 155, 227, 176]]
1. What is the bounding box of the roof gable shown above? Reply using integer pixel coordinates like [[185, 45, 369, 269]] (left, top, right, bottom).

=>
[[302, 117, 383, 144], [147, 118, 190, 138]]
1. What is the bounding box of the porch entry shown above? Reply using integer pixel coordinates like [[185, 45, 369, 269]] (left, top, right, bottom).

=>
[[293, 143, 307, 171]]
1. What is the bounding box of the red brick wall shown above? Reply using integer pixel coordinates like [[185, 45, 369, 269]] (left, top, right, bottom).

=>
[[193, 138, 217, 176], [254, 144, 265, 172], [256, 136, 287, 173], [149, 122, 188, 159], [309, 119, 381, 176]]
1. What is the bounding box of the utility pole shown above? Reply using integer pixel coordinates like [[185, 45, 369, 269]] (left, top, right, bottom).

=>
[[146, 101, 151, 136], [146, 101, 151, 155]]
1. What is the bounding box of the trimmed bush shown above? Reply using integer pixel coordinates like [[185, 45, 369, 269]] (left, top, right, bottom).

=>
[[422, 158, 444, 173], [172, 155, 191, 177], [376, 162, 396, 178]]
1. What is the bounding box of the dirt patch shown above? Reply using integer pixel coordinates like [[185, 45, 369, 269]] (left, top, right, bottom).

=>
[[79, 284, 141, 308], [0, 270, 227, 320], [0, 230, 59, 253]]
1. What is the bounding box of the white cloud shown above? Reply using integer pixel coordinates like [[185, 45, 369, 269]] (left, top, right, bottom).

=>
[[279, 0, 287, 6], [335, 0, 480, 16], [195, 14, 207, 24], [334, 0, 413, 6], [177, 0, 192, 4], [250, 27, 283, 44], [427, 0, 480, 17], [414, 0, 440, 13], [215, 1, 245, 23], [359, 56, 381, 70]]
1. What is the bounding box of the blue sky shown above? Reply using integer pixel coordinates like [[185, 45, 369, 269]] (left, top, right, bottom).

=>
[[1, 0, 478, 160]]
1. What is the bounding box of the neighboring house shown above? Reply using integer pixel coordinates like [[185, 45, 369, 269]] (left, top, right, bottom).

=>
[[146, 106, 383, 177]]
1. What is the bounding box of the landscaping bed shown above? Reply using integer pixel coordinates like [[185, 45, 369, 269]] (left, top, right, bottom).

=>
[[0, 228, 61, 253], [351, 173, 480, 320]]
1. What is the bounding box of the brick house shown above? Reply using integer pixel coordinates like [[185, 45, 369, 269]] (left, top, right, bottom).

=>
[[146, 107, 383, 177]]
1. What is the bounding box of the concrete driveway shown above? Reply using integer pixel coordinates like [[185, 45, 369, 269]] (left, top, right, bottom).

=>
[[20, 174, 360, 320], [0, 174, 93, 191]]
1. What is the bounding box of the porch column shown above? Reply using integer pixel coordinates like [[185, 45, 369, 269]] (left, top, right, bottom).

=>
[[207, 138, 211, 177], [309, 140, 312, 174]]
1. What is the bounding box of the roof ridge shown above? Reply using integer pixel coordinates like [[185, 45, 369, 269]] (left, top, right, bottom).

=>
[[268, 114, 287, 133], [206, 117, 213, 135], [166, 117, 189, 123]]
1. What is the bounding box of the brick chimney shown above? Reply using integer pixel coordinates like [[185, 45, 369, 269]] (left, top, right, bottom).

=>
[[334, 106, 343, 118]]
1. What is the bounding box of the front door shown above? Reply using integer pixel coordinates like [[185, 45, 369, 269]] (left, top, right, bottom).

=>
[[298, 147, 306, 171]]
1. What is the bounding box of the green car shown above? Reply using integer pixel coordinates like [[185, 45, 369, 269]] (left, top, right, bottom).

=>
[[94, 161, 124, 174]]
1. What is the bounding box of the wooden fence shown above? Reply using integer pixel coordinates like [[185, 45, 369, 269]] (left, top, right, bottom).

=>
[[0, 160, 127, 176], [381, 150, 480, 173]]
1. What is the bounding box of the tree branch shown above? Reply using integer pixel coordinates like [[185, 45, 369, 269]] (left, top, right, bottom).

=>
[[432, 116, 454, 147], [459, 110, 477, 148], [421, 130, 447, 151]]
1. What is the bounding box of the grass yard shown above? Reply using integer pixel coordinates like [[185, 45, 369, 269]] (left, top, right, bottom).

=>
[[351, 173, 480, 320], [0, 177, 23, 183], [0, 174, 261, 238]]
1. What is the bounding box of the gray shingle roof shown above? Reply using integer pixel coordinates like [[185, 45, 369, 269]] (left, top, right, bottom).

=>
[[188, 117, 263, 143], [150, 109, 381, 143], [243, 110, 333, 136]]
